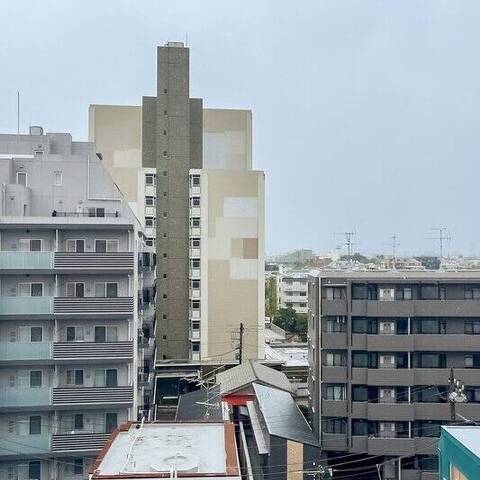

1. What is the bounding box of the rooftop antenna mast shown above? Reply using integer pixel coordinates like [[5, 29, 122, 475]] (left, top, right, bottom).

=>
[[388, 235, 400, 270], [335, 232, 357, 261], [17, 91, 20, 134], [426, 227, 451, 259]]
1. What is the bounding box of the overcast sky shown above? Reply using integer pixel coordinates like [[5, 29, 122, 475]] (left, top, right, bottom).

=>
[[1, 0, 479, 256]]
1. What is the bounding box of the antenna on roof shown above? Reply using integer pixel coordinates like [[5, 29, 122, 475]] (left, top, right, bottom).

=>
[[388, 235, 400, 270], [424, 227, 451, 259], [185, 32, 188, 47], [17, 91, 20, 134], [335, 232, 357, 261]]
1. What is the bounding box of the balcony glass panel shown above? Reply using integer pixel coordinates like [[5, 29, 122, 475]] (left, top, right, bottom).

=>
[[0, 342, 52, 361], [0, 387, 51, 407], [0, 433, 50, 456], [0, 251, 53, 269], [0, 297, 53, 315]]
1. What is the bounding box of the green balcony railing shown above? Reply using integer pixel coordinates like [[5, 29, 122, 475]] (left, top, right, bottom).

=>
[[0, 251, 53, 269], [0, 387, 52, 408], [0, 342, 52, 361], [0, 433, 50, 456], [0, 297, 53, 315]]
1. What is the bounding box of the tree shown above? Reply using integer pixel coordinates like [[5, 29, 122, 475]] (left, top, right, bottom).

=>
[[265, 276, 277, 319], [273, 307, 308, 340]]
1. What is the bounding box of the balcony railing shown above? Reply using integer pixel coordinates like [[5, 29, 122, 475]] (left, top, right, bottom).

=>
[[0, 387, 52, 408], [52, 341, 133, 361], [53, 297, 134, 315], [0, 297, 53, 316], [54, 252, 134, 270], [52, 386, 133, 406], [0, 342, 52, 362], [51, 433, 110, 453], [0, 251, 53, 270], [0, 434, 50, 457]]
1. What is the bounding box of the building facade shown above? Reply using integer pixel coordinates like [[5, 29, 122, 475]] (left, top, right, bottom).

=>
[[89, 43, 265, 364], [0, 130, 155, 480], [277, 272, 309, 314], [308, 272, 480, 480]]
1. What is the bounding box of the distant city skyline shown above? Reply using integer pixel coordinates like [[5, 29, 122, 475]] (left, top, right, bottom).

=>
[[1, 0, 480, 255]]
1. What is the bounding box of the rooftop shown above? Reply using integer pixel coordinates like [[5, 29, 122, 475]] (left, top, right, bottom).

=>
[[442, 426, 480, 459], [91, 422, 239, 479], [216, 360, 294, 395], [312, 270, 480, 280], [265, 345, 308, 367]]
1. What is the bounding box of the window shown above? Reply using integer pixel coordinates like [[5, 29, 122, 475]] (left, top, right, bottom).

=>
[[105, 412, 118, 433], [190, 197, 200, 207], [74, 414, 84, 430], [191, 279, 200, 289], [145, 174, 155, 186], [322, 418, 346, 434], [66, 282, 85, 298], [29, 461, 41, 480], [421, 285, 439, 300], [352, 317, 377, 334], [73, 458, 84, 476], [465, 355, 474, 368], [191, 259, 200, 269], [191, 238, 200, 248], [145, 196, 155, 207], [352, 386, 368, 402], [396, 287, 413, 300], [30, 371, 42, 388], [29, 416, 41, 435], [324, 287, 346, 300], [450, 465, 467, 480], [18, 283, 43, 297], [323, 384, 345, 400], [66, 326, 85, 342], [191, 300, 200, 310], [323, 316, 346, 333], [66, 369, 84, 386], [352, 352, 370, 368], [192, 342, 200, 352], [352, 284, 367, 299], [54, 171, 63, 186], [66, 239, 85, 253], [465, 320, 480, 334], [352, 420, 369, 436], [95, 282, 118, 298], [190, 217, 200, 228], [94, 369, 117, 387], [88, 207, 105, 217], [145, 217, 155, 227], [94, 326, 118, 343], [192, 321, 200, 330], [465, 286, 480, 300], [415, 318, 446, 334], [415, 353, 446, 368], [30, 327, 43, 343], [324, 351, 345, 367], [95, 239, 119, 252], [19, 239, 42, 252], [191, 175, 200, 186], [16, 171, 27, 186]]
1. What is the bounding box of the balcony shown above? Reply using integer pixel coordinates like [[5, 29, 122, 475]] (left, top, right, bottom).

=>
[[189, 247, 200, 258], [189, 329, 200, 340], [413, 334, 480, 351], [414, 402, 480, 422], [0, 251, 53, 272], [411, 368, 480, 385], [367, 403, 415, 421], [0, 387, 52, 409], [189, 268, 200, 279], [322, 400, 347, 417], [321, 433, 348, 451], [189, 308, 200, 319], [138, 371, 155, 388], [322, 366, 347, 382], [190, 226, 201, 237], [368, 437, 415, 456], [52, 341, 134, 362], [142, 337, 155, 358], [54, 252, 134, 271], [189, 288, 200, 299], [321, 332, 348, 349], [0, 342, 52, 363], [53, 297, 134, 316], [352, 300, 414, 317], [414, 437, 438, 455], [351, 436, 368, 453], [52, 386, 133, 407], [0, 297, 53, 317], [0, 434, 50, 457], [367, 334, 414, 351], [321, 300, 348, 316], [51, 433, 110, 453], [352, 368, 416, 385]]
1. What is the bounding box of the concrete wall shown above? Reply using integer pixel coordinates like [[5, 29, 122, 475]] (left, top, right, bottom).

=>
[[200, 169, 265, 360]]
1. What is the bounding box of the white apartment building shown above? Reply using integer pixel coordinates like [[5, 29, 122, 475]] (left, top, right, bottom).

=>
[[0, 129, 155, 480], [277, 272, 309, 314]]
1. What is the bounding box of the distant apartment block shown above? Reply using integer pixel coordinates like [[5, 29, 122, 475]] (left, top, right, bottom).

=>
[[308, 272, 480, 480], [0, 129, 155, 480], [89, 43, 265, 363], [277, 271, 309, 313]]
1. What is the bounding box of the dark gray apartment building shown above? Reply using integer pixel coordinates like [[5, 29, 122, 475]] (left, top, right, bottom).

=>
[[308, 272, 480, 480], [142, 42, 203, 360]]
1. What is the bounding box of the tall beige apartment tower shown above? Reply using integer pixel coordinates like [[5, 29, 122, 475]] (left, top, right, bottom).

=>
[[89, 43, 265, 363]]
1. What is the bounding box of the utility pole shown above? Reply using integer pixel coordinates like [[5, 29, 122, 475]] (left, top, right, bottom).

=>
[[336, 232, 357, 261], [17, 91, 20, 134], [448, 368, 467, 421], [388, 235, 399, 270], [238, 322, 244, 364]]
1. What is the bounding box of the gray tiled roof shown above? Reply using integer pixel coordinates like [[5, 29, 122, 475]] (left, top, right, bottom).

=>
[[253, 383, 318, 446], [176, 387, 222, 421], [216, 360, 294, 395]]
